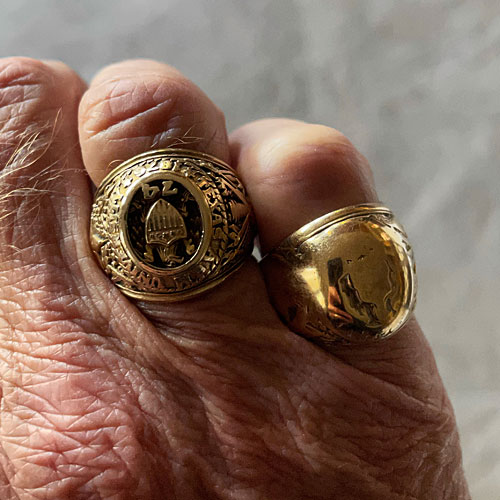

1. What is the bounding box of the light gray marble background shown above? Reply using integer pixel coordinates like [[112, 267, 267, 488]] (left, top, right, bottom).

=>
[[1, 0, 499, 497]]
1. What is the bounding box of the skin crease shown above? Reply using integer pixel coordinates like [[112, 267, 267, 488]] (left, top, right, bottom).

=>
[[0, 57, 470, 500]]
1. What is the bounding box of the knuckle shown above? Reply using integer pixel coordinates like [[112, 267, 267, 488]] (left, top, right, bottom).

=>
[[0, 57, 55, 115], [79, 62, 228, 163], [80, 68, 221, 147], [269, 123, 359, 168], [0, 57, 79, 106], [0, 57, 82, 171], [0, 56, 52, 85], [80, 73, 197, 138], [0, 56, 80, 142], [261, 122, 372, 189]]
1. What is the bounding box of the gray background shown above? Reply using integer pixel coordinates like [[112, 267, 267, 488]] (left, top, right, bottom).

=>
[[1, 0, 499, 497]]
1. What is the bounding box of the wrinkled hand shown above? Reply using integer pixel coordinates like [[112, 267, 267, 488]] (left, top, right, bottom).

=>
[[0, 58, 469, 499]]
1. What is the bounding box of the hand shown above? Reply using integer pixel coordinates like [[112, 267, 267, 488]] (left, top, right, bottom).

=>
[[0, 58, 470, 499]]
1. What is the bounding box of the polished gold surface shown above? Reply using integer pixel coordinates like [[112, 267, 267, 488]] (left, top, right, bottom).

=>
[[261, 204, 417, 345], [90, 149, 254, 300]]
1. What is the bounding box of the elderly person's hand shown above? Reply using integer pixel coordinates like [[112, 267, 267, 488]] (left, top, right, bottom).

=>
[[0, 58, 469, 499]]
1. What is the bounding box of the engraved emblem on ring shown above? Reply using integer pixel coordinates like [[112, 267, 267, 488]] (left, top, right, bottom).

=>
[[121, 172, 212, 276]]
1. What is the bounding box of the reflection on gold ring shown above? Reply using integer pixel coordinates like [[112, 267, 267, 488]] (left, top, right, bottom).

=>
[[261, 204, 417, 345]]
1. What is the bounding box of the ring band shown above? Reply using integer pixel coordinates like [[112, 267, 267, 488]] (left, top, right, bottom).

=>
[[261, 204, 417, 345], [90, 149, 254, 301]]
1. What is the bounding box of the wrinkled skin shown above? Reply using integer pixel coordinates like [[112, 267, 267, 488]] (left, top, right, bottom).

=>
[[0, 57, 470, 499]]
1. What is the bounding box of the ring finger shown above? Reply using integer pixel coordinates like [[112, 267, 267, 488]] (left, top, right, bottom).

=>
[[230, 119, 439, 392], [78, 59, 284, 341]]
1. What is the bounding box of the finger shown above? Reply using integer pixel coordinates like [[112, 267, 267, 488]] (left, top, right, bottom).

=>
[[231, 119, 377, 254], [79, 59, 229, 185], [0, 57, 101, 495], [78, 60, 282, 337], [230, 119, 468, 500], [230, 119, 440, 391], [0, 57, 88, 290]]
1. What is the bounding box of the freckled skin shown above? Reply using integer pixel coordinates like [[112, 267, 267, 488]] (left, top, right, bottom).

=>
[[0, 57, 470, 499]]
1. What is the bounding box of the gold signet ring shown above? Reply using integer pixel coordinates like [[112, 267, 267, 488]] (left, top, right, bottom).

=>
[[90, 149, 254, 301], [261, 204, 417, 345]]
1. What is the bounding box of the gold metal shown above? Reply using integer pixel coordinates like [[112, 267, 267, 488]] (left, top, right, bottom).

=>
[[261, 204, 417, 345], [90, 149, 254, 301]]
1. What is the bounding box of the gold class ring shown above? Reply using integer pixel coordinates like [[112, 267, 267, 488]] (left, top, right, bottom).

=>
[[90, 149, 254, 301], [261, 204, 417, 345]]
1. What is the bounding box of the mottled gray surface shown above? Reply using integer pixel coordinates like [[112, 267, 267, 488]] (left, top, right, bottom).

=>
[[1, 0, 499, 496]]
